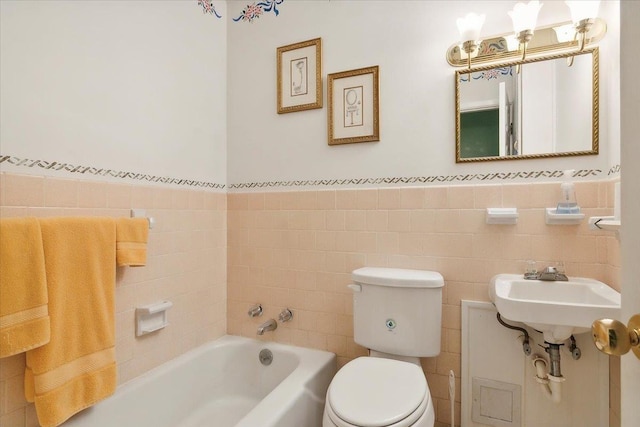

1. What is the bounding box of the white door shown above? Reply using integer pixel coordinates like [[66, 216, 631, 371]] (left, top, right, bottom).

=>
[[498, 82, 507, 157], [620, 2, 640, 426]]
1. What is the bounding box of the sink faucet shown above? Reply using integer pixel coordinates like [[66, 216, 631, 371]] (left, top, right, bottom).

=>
[[257, 319, 277, 335], [525, 266, 569, 282]]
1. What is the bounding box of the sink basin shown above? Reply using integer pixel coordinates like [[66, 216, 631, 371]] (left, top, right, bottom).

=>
[[489, 273, 621, 343]]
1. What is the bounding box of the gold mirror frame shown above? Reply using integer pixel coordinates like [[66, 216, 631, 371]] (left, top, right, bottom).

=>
[[455, 48, 599, 163]]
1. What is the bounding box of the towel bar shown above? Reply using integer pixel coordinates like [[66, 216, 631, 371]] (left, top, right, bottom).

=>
[[130, 209, 155, 229]]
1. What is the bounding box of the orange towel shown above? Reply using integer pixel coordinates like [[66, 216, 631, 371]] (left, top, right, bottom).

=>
[[115, 218, 148, 267], [0, 217, 50, 358], [25, 217, 117, 427]]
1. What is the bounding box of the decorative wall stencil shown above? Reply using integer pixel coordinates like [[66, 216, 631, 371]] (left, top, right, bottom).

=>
[[608, 164, 621, 175], [0, 155, 225, 189], [459, 66, 513, 83], [197, 0, 222, 18], [229, 169, 604, 189], [233, 0, 284, 23]]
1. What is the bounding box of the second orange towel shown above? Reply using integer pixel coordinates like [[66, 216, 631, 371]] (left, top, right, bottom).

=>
[[25, 217, 118, 427]]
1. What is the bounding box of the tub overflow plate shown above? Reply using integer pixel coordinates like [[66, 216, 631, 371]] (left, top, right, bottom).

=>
[[386, 319, 397, 331]]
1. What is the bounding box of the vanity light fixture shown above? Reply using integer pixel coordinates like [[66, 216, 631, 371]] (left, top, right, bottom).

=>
[[565, 0, 600, 65], [447, 0, 606, 69], [508, 0, 543, 63], [456, 12, 486, 71]]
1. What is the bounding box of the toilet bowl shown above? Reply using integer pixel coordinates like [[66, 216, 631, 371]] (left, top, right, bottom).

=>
[[322, 268, 444, 427], [323, 357, 435, 427]]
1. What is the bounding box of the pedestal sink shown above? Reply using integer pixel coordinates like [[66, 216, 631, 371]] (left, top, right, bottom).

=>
[[489, 274, 621, 344]]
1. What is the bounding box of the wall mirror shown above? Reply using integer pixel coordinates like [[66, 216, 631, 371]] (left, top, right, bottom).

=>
[[455, 48, 599, 163]]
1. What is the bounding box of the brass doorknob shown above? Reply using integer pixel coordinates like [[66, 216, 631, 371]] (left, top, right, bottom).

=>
[[591, 314, 640, 359]]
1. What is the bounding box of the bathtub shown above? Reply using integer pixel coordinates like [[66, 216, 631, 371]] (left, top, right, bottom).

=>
[[63, 335, 337, 427]]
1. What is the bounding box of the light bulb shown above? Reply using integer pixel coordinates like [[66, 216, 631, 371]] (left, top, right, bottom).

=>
[[508, 0, 543, 34], [456, 12, 486, 43]]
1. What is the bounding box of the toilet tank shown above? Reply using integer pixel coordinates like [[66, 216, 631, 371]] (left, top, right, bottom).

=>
[[350, 267, 444, 357]]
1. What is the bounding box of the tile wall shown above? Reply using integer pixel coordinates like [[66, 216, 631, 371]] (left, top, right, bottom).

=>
[[0, 173, 621, 427], [0, 173, 227, 427], [227, 180, 621, 427]]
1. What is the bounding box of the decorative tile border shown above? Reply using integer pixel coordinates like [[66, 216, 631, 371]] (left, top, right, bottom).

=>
[[0, 155, 225, 189], [229, 168, 605, 190], [2, 154, 619, 191]]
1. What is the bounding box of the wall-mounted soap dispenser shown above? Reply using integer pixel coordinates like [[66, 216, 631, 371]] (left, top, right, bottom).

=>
[[557, 169, 580, 214], [545, 170, 585, 225]]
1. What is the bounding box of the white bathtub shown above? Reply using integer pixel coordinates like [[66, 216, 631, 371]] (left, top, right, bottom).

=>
[[63, 335, 337, 427]]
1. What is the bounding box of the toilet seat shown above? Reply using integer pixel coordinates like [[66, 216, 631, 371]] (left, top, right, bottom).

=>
[[325, 357, 431, 427]]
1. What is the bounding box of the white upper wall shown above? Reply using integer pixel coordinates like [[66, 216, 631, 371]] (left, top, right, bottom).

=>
[[227, 0, 620, 188], [0, 1, 619, 190], [0, 0, 227, 188]]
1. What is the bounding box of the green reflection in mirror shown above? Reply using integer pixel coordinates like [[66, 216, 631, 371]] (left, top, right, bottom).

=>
[[460, 109, 499, 159]]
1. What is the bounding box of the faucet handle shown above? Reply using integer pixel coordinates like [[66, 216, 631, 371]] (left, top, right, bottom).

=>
[[278, 308, 293, 323], [524, 260, 538, 279], [248, 304, 263, 317]]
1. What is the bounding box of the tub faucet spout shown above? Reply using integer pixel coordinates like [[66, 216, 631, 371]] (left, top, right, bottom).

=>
[[257, 319, 277, 335]]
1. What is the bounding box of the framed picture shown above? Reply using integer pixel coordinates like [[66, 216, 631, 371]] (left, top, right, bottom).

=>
[[277, 38, 322, 114], [327, 66, 379, 145]]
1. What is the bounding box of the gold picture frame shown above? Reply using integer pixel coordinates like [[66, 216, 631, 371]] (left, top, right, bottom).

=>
[[277, 38, 322, 114], [327, 66, 379, 145]]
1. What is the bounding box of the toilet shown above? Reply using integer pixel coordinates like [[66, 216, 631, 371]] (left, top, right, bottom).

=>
[[323, 267, 444, 427]]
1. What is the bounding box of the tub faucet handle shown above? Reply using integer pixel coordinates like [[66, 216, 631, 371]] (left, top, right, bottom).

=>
[[248, 304, 263, 318], [278, 308, 293, 323]]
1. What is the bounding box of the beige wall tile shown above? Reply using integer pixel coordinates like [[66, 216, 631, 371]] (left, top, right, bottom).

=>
[[388, 210, 411, 232], [107, 184, 132, 209], [400, 188, 425, 209], [44, 178, 79, 208], [1, 174, 44, 207], [335, 190, 357, 210], [410, 210, 436, 233], [246, 193, 264, 210], [447, 186, 474, 209], [424, 187, 448, 209], [502, 184, 533, 208], [131, 185, 155, 209], [378, 188, 400, 209], [366, 210, 388, 231], [356, 189, 378, 210], [188, 190, 205, 210], [473, 185, 502, 209], [78, 181, 108, 208], [171, 189, 189, 209], [0, 408, 25, 427], [345, 210, 367, 231], [0, 355, 25, 381]]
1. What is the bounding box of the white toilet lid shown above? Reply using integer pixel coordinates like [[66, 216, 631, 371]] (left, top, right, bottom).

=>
[[328, 357, 428, 427]]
